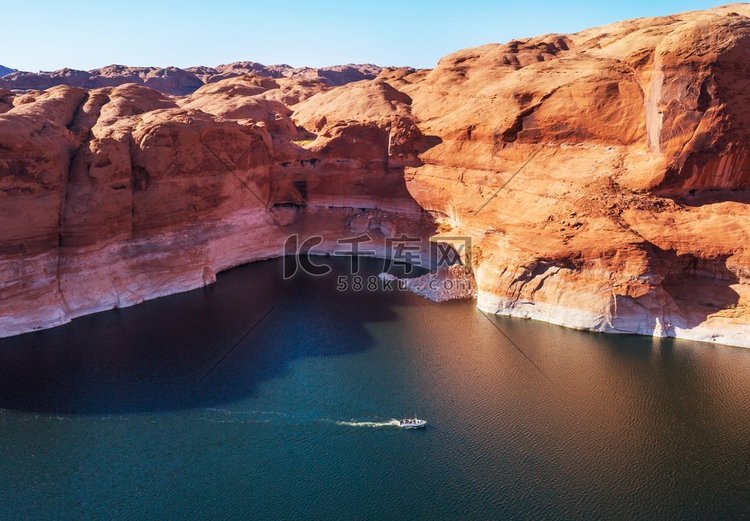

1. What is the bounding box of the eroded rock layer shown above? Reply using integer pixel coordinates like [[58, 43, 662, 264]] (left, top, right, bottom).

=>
[[1, 4, 750, 346]]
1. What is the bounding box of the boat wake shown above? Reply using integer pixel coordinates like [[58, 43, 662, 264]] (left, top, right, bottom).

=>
[[201, 408, 288, 424], [335, 419, 401, 428], [197, 410, 407, 428]]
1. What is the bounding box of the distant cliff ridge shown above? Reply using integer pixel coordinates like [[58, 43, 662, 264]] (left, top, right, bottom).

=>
[[0, 63, 384, 95], [0, 65, 16, 77], [1, 4, 749, 347]]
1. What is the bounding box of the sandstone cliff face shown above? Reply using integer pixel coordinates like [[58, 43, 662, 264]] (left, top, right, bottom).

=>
[[391, 3, 750, 347], [0, 77, 432, 335], [1, 5, 749, 347]]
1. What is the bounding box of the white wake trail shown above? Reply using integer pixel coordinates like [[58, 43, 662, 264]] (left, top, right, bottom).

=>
[[335, 419, 401, 428]]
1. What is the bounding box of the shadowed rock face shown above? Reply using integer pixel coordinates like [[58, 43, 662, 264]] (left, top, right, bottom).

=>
[[1, 4, 750, 347]]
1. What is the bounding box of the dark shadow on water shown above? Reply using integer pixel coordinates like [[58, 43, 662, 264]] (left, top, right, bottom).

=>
[[0, 257, 425, 415]]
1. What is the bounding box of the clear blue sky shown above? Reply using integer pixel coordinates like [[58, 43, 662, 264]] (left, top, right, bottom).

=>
[[2, 0, 731, 71]]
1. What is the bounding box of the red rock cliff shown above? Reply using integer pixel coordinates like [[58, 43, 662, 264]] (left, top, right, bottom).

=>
[[1, 4, 749, 347]]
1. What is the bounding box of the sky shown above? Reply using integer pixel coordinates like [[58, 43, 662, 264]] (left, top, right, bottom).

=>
[[1, 0, 732, 72]]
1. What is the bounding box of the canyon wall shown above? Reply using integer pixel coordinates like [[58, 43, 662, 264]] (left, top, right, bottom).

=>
[[1, 4, 750, 347], [392, 3, 750, 347], [0, 78, 433, 335]]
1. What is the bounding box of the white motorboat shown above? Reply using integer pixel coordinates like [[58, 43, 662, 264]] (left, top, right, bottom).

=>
[[399, 417, 427, 429]]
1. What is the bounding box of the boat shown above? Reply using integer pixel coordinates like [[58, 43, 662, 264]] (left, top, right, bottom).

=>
[[399, 417, 427, 429]]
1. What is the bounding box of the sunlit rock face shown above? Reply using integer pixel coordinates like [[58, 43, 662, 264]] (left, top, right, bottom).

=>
[[1, 4, 750, 347], [388, 3, 750, 347]]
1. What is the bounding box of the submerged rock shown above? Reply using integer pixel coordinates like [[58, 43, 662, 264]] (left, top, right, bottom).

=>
[[403, 264, 477, 302]]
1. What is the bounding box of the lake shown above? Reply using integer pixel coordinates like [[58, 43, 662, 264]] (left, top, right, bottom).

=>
[[1, 257, 749, 519]]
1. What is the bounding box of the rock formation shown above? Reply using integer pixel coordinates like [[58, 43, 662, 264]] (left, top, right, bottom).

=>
[[188, 62, 384, 87], [391, 3, 750, 347], [1, 4, 749, 347]]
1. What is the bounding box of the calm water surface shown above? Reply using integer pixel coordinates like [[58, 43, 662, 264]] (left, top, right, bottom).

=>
[[1, 258, 750, 519]]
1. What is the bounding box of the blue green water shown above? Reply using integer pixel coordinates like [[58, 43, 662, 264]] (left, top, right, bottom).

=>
[[1, 257, 750, 519]]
